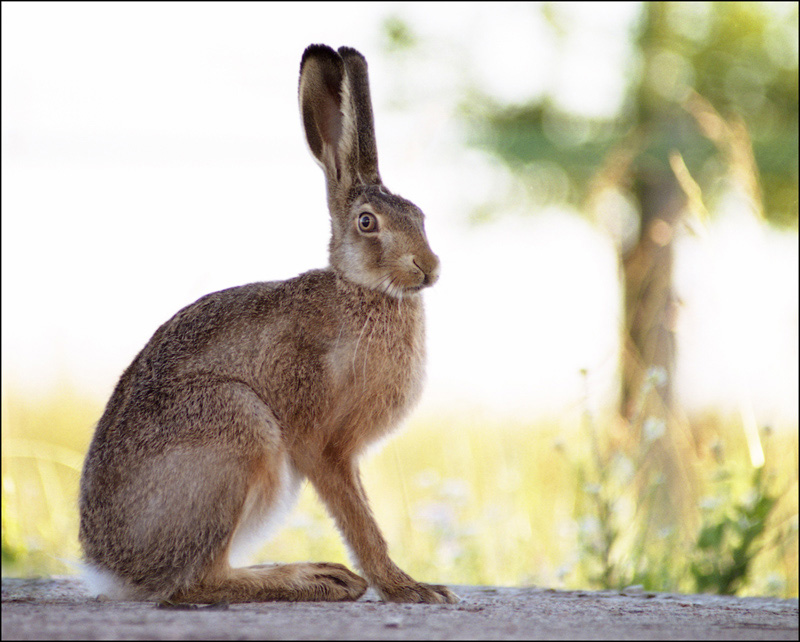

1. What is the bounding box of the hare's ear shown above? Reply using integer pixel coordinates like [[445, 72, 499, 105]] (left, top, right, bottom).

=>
[[338, 46, 381, 185], [299, 44, 355, 186]]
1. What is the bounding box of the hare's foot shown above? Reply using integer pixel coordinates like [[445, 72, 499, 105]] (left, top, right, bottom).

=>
[[174, 562, 367, 603], [376, 580, 459, 604], [279, 562, 368, 601]]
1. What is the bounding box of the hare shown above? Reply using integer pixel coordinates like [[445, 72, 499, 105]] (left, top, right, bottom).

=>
[[78, 44, 457, 605]]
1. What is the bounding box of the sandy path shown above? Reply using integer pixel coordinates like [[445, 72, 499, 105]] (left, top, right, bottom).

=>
[[2, 577, 797, 640]]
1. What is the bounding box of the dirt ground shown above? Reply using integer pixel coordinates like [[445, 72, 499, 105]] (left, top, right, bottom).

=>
[[2, 576, 797, 640]]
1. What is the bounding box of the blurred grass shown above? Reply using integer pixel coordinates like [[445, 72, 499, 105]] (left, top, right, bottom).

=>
[[2, 387, 797, 597]]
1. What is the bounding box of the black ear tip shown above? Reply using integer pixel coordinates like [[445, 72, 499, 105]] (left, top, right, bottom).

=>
[[300, 44, 341, 69], [337, 46, 366, 62]]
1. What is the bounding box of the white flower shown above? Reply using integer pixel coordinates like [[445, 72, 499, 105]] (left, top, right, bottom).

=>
[[643, 417, 667, 443], [646, 366, 668, 388]]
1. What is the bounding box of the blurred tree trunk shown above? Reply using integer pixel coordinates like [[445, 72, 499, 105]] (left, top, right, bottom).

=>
[[621, 165, 685, 423]]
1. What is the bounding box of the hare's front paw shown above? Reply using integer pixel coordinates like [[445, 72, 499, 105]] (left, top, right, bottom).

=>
[[378, 581, 459, 604]]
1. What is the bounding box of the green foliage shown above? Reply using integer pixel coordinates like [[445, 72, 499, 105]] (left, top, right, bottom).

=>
[[465, 2, 798, 226], [381, 14, 418, 53], [690, 465, 779, 595], [564, 383, 796, 596], [637, 2, 798, 226]]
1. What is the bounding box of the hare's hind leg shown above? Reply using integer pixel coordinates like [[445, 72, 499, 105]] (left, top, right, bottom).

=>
[[174, 561, 367, 603], [83, 380, 366, 602], [172, 433, 367, 603], [154, 381, 366, 604]]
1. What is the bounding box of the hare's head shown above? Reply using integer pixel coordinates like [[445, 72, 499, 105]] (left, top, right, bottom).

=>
[[299, 44, 439, 299]]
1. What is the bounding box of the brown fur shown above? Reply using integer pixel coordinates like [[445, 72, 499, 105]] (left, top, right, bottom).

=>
[[79, 44, 457, 604]]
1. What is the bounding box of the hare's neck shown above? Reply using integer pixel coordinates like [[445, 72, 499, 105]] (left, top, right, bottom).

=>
[[341, 278, 425, 356], [323, 274, 427, 448], [334, 270, 424, 318]]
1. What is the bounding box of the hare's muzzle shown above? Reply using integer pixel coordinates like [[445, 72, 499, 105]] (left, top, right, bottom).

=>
[[411, 251, 440, 290]]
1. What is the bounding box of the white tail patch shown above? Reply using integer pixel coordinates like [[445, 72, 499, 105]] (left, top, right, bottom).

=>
[[80, 563, 134, 600]]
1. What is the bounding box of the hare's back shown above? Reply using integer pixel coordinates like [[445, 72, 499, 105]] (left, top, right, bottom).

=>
[[81, 269, 340, 469], [138, 269, 339, 368]]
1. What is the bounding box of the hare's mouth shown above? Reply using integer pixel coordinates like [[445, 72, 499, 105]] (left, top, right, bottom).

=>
[[404, 281, 431, 293], [375, 278, 426, 299]]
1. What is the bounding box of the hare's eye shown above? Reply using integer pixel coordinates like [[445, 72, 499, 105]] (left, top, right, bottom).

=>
[[358, 213, 378, 233]]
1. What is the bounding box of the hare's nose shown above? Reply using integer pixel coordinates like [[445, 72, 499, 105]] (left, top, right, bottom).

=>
[[424, 255, 440, 286], [413, 252, 440, 287]]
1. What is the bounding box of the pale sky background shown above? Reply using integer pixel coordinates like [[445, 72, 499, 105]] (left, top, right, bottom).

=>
[[2, 2, 798, 428]]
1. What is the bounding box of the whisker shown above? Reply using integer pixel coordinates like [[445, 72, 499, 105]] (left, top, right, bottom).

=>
[[351, 313, 371, 383], [362, 313, 379, 383]]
